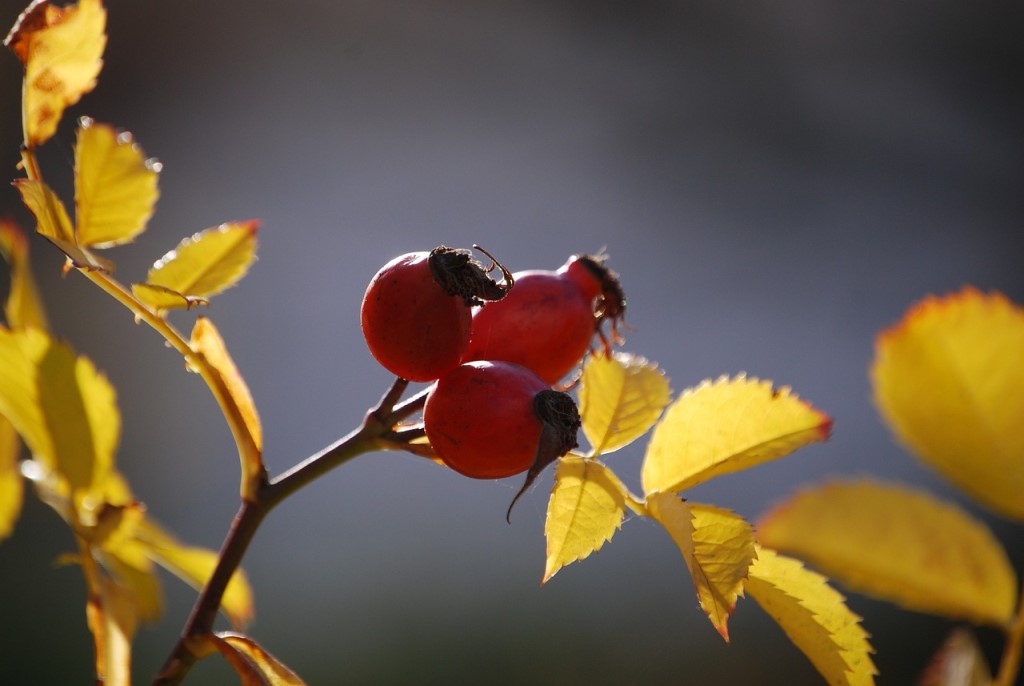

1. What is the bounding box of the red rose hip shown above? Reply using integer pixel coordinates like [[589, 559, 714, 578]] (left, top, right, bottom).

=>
[[360, 246, 511, 382], [463, 254, 625, 384], [424, 361, 578, 480]]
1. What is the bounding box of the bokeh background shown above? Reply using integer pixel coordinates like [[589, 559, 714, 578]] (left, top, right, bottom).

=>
[[1, 1, 1022, 684]]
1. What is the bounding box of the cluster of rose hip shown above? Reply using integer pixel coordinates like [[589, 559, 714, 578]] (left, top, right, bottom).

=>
[[360, 246, 625, 516]]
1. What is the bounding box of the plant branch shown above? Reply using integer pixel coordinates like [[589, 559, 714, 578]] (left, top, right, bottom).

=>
[[77, 268, 194, 359], [263, 424, 383, 510], [153, 378, 422, 685], [386, 384, 431, 424], [78, 268, 264, 500], [19, 145, 42, 182], [18, 145, 259, 500]]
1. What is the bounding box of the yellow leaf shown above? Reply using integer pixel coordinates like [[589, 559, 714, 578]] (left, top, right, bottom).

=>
[[641, 374, 831, 496], [134, 517, 254, 629], [190, 317, 263, 501], [756, 480, 1017, 626], [578, 352, 670, 456], [42, 337, 119, 494], [74, 118, 160, 247], [28, 464, 163, 621], [0, 417, 24, 543], [4, 0, 107, 147], [211, 633, 306, 686], [872, 287, 1024, 521], [129, 283, 208, 311], [13, 178, 111, 271], [0, 327, 119, 493], [100, 542, 164, 623], [134, 221, 259, 310], [746, 546, 877, 686], [646, 494, 755, 641], [14, 178, 74, 243], [920, 629, 993, 686], [87, 499, 144, 550], [543, 456, 629, 583], [0, 219, 49, 330], [0, 327, 52, 463], [86, 574, 137, 686]]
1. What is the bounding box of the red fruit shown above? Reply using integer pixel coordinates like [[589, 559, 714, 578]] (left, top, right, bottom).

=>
[[424, 361, 577, 480], [361, 246, 512, 382], [463, 254, 626, 384]]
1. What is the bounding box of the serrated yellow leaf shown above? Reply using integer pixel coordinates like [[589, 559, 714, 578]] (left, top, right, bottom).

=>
[[5, 0, 107, 147], [543, 457, 628, 583], [646, 494, 755, 641], [211, 633, 306, 686], [190, 317, 263, 501], [86, 574, 137, 686], [14, 178, 111, 271], [920, 629, 993, 686], [0, 219, 49, 330], [0, 327, 119, 493], [641, 374, 832, 496], [872, 288, 1024, 521], [135, 221, 259, 310], [134, 517, 254, 629], [757, 480, 1017, 626], [579, 352, 670, 456], [74, 118, 160, 247], [0, 417, 23, 543], [746, 546, 877, 686]]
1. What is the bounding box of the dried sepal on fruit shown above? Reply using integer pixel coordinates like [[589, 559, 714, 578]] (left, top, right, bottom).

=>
[[428, 244, 514, 306], [505, 389, 581, 521]]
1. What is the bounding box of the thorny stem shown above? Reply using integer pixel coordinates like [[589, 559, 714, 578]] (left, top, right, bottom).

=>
[[995, 579, 1024, 686], [153, 377, 424, 685]]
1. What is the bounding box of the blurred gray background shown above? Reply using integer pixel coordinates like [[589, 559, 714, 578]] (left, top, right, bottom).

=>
[[1, 1, 1021, 684]]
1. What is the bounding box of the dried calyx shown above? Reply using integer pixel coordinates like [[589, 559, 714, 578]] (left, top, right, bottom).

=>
[[575, 253, 627, 353], [506, 390, 582, 522], [428, 245, 514, 307]]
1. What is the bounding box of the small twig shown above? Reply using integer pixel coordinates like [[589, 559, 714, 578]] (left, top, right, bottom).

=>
[[385, 385, 431, 425], [388, 425, 426, 442], [367, 377, 410, 426], [153, 501, 266, 685], [153, 380, 420, 685]]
